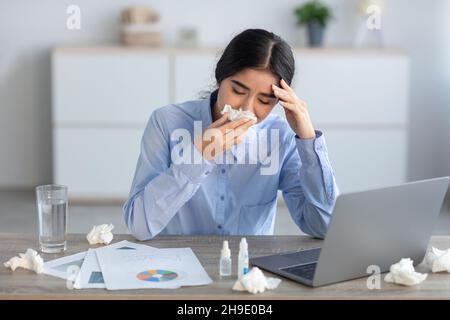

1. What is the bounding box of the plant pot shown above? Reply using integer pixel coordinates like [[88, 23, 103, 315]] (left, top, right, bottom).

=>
[[307, 21, 324, 47]]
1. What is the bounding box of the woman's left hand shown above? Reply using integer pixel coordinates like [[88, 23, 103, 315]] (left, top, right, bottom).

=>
[[272, 79, 316, 139]]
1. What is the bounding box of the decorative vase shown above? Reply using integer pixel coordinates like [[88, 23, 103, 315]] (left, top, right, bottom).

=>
[[307, 21, 324, 47]]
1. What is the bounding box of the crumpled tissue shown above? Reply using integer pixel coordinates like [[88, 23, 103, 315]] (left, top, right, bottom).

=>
[[384, 258, 427, 286], [425, 247, 450, 273], [3, 248, 44, 274], [232, 267, 282, 294], [87, 224, 114, 245], [221, 104, 257, 122]]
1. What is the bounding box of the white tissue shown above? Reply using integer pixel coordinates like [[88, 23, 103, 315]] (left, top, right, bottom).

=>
[[425, 247, 450, 273], [221, 104, 257, 122], [86, 224, 114, 245], [3, 248, 44, 274], [232, 267, 282, 294], [384, 258, 427, 286]]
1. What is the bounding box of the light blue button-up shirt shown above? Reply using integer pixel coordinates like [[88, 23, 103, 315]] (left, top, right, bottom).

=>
[[123, 91, 338, 240]]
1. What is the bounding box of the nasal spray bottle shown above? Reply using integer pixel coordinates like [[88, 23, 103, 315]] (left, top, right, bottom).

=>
[[220, 240, 231, 276], [237, 237, 249, 278]]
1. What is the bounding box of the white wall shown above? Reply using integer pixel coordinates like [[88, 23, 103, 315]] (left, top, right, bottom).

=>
[[437, 0, 450, 208], [382, 0, 450, 182], [0, 0, 449, 187]]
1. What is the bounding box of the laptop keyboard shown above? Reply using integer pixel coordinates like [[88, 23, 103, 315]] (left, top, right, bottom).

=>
[[280, 263, 317, 280], [280, 248, 321, 264]]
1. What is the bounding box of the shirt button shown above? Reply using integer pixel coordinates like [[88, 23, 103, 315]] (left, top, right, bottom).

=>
[[217, 225, 222, 229], [221, 169, 226, 174], [220, 196, 224, 200], [205, 171, 210, 175]]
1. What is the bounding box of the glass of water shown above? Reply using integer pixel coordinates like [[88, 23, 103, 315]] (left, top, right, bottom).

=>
[[36, 185, 68, 253]]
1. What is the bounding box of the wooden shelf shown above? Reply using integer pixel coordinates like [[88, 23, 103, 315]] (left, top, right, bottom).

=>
[[53, 45, 407, 56]]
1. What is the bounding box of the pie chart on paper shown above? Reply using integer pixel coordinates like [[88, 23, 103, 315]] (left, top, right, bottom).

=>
[[136, 269, 178, 282]]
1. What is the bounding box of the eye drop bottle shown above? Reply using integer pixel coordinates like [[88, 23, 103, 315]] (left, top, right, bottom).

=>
[[220, 240, 232, 277], [238, 237, 249, 278]]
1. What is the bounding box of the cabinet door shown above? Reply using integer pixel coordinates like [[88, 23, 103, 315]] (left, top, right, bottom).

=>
[[173, 52, 218, 102], [52, 52, 170, 124], [292, 53, 409, 125], [53, 127, 144, 199], [321, 128, 407, 193]]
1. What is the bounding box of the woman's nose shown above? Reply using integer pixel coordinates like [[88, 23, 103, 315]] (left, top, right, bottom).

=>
[[241, 97, 256, 113]]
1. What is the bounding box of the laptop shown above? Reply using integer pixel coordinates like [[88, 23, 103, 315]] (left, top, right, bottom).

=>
[[250, 177, 450, 287]]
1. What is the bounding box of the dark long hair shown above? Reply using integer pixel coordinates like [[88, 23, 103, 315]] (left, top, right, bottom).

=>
[[215, 29, 295, 86]]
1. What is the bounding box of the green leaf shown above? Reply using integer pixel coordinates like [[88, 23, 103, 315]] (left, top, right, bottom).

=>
[[293, 0, 333, 27]]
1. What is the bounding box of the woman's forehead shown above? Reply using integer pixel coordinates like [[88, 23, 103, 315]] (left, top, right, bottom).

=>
[[230, 68, 279, 90]]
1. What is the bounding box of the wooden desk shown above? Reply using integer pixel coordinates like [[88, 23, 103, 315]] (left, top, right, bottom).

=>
[[1, 234, 450, 300]]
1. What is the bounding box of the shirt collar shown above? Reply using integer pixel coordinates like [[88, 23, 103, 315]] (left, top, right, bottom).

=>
[[199, 89, 217, 129]]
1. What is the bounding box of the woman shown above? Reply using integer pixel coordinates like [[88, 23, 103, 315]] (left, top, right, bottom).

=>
[[123, 29, 338, 240]]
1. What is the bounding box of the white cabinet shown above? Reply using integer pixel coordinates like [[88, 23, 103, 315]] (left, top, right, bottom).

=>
[[289, 51, 409, 193], [324, 129, 407, 193], [173, 52, 218, 102], [52, 47, 409, 200], [292, 54, 409, 125], [52, 48, 170, 201], [53, 127, 143, 199], [53, 52, 170, 124]]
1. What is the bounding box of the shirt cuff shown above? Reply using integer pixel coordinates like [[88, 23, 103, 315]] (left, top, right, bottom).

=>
[[295, 130, 325, 165], [172, 141, 216, 184]]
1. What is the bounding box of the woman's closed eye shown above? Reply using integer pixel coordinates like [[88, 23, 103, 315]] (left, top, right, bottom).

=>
[[231, 85, 274, 105], [232, 87, 246, 95], [260, 96, 278, 105]]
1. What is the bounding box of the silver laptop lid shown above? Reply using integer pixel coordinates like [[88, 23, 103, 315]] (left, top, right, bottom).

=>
[[313, 177, 450, 287]]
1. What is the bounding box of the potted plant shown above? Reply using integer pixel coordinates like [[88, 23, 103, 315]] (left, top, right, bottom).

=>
[[294, 1, 332, 47]]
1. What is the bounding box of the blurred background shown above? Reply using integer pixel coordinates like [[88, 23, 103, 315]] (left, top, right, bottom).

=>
[[0, 0, 449, 235]]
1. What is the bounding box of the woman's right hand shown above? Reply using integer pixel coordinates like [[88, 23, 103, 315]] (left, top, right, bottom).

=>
[[194, 114, 256, 161]]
